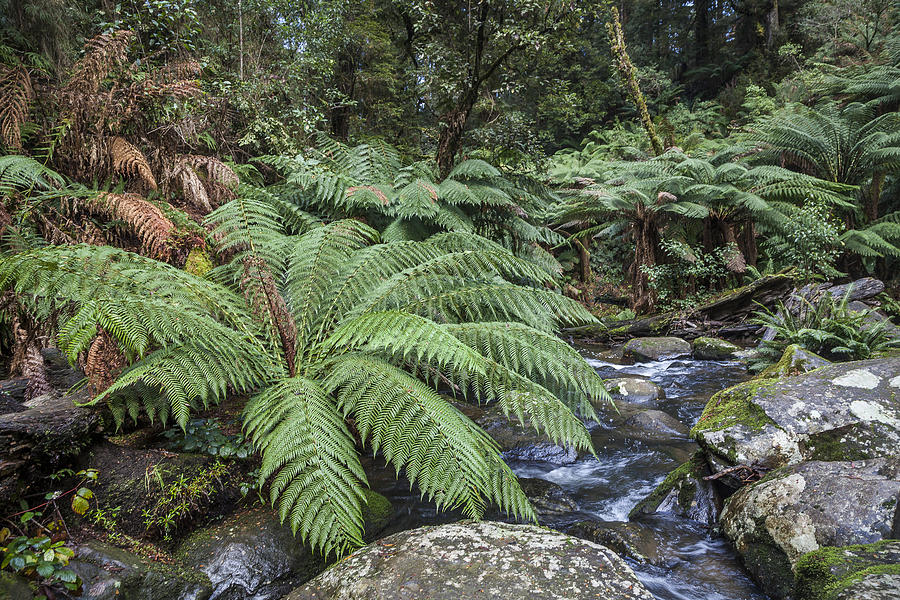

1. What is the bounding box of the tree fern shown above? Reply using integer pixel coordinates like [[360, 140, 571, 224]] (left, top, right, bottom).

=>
[[1, 207, 608, 556]]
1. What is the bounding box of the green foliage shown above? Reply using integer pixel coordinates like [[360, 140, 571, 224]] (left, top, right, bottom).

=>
[[0, 521, 78, 598], [765, 199, 845, 282], [141, 461, 228, 540], [162, 418, 253, 458], [641, 239, 733, 311], [1, 193, 607, 556], [751, 290, 900, 368]]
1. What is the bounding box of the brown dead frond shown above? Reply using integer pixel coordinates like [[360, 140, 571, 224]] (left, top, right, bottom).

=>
[[183, 155, 239, 205], [88, 192, 174, 259], [0, 65, 33, 150], [86, 328, 127, 396], [65, 30, 133, 96], [171, 160, 212, 212], [110, 136, 157, 190]]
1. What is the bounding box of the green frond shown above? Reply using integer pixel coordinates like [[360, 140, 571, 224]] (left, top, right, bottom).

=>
[[244, 376, 367, 556], [325, 354, 535, 522]]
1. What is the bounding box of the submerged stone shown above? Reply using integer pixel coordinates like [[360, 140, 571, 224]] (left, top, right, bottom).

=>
[[285, 521, 655, 600], [565, 520, 666, 566], [629, 451, 720, 525], [601, 377, 665, 406]]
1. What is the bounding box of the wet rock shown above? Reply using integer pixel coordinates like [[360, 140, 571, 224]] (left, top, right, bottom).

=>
[[565, 520, 665, 566], [0, 379, 27, 414], [622, 337, 692, 362], [175, 508, 327, 600], [692, 337, 742, 360], [285, 521, 655, 600], [629, 451, 721, 525], [691, 357, 900, 474], [623, 408, 690, 441], [847, 301, 900, 339], [0, 388, 101, 507], [70, 540, 212, 600], [719, 458, 900, 599], [795, 540, 900, 600], [602, 377, 664, 406], [517, 477, 577, 518], [759, 344, 830, 378], [474, 404, 579, 465]]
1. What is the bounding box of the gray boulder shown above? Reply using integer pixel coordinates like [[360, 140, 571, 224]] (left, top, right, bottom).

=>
[[795, 540, 900, 600], [622, 336, 692, 362], [602, 377, 664, 406], [692, 337, 742, 360], [517, 477, 578, 518], [691, 357, 900, 478], [759, 344, 831, 378], [720, 458, 900, 599], [623, 408, 690, 441], [823, 277, 885, 302], [70, 540, 212, 600], [285, 521, 654, 600]]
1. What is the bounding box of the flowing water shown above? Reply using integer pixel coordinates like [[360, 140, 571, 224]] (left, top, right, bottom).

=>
[[369, 343, 769, 600]]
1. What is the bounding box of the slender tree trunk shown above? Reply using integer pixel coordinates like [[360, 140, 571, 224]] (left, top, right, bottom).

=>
[[607, 7, 664, 156], [866, 172, 884, 221], [765, 0, 779, 49], [630, 207, 660, 312], [238, 0, 244, 80], [695, 0, 710, 65], [575, 236, 592, 283], [436, 92, 476, 180]]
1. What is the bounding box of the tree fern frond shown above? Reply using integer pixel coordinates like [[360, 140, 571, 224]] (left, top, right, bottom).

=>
[[244, 376, 367, 555]]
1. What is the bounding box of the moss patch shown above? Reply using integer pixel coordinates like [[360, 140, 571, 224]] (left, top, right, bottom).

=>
[[691, 378, 778, 437], [795, 541, 900, 600], [628, 452, 705, 519]]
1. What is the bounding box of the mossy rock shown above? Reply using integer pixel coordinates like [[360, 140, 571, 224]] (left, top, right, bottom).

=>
[[759, 344, 830, 378], [622, 337, 691, 362], [360, 488, 394, 539], [628, 451, 720, 525], [692, 337, 741, 360], [0, 572, 33, 600], [795, 540, 900, 600], [693, 357, 900, 472]]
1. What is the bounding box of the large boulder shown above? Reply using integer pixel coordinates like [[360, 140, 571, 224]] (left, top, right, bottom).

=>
[[517, 477, 578, 518], [69, 540, 212, 600], [474, 404, 579, 464], [719, 458, 900, 599], [629, 451, 720, 525], [285, 521, 654, 600], [691, 357, 900, 478], [692, 337, 742, 360], [622, 337, 691, 362], [602, 377, 665, 406], [623, 408, 690, 441], [795, 540, 900, 600]]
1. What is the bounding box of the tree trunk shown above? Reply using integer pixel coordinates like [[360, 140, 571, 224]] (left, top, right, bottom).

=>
[[866, 171, 884, 221], [575, 236, 592, 283], [695, 0, 710, 65], [630, 208, 660, 312], [436, 101, 474, 180], [607, 8, 664, 156], [765, 0, 779, 49]]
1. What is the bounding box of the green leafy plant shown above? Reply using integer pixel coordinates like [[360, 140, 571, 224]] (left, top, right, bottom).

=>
[[751, 289, 900, 368], [0, 193, 608, 556], [163, 418, 253, 459], [765, 199, 844, 282], [641, 239, 733, 312], [0, 519, 78, 599]]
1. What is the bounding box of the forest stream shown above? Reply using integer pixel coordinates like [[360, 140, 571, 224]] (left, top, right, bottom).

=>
[[368, 343, 768, 600]]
